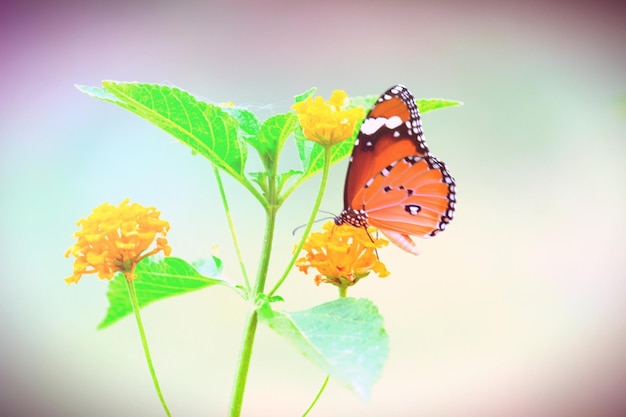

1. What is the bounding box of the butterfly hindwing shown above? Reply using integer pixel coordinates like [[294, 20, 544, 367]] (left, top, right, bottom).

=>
[[359, 154, 455, 237]]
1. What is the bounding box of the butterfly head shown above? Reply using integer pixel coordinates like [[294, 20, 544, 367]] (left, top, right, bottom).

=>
[[334, 207, 369, 229]]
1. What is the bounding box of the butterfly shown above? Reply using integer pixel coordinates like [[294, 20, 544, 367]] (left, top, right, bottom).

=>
[[334, 85, 456, 255]]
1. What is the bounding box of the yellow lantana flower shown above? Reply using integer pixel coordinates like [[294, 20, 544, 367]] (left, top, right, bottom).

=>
[[296, 221, 389, 289], [64, 198, 171, 285], [292, 90, 364, 147]]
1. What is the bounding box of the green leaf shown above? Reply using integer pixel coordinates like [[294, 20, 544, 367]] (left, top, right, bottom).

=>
[[268, 295, 284, 303], [249, 168, 301, 199], [293, 127, 316, 170], [97, 256, 229, 329], [417, 98, 463, 113], [259, 297, 389, 399], [344, 94, 376, 111], [294, 87, 317, 103], [77, 82, 251, 189], [74, 84, 119, 102], [248, 171, 269, 196], [276, 169, 302, 196], [292, 131, 354, 184], [350, 94, 462, 114], [246, 113, 297, 170], [255, 293, 285, 306], [222, 107, 261, 137]]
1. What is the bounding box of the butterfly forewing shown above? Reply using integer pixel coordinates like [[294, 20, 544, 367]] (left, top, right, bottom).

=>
[[344, 136, 420, 206], [344, 86, 428, 208]]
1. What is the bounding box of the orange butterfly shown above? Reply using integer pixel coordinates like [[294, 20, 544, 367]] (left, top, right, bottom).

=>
[[334, 85, 456, 255]]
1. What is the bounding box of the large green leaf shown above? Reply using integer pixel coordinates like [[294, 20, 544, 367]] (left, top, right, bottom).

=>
[[76, 82, 249, 186], [98, 256, 230, 329], [259, 297, 389, 399]]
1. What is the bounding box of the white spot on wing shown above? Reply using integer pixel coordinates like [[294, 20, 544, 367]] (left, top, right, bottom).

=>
[[385, 115, 402, 129], [361, 117, 387, 135], [361, 116, 403, 135]]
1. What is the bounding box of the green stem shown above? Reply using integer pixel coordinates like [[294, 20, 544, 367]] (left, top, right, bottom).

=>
[[301, 375, 330, 417], [228, 306, 259, 417], [213, 165, 251, 293], [268, 146, 334, 297], [125, 278, 172, 417], [228, 202, 279, 417], [338, 285, 348, 298]]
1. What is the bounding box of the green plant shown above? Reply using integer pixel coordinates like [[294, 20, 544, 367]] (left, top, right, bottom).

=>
[[64, 82, 460, 416]]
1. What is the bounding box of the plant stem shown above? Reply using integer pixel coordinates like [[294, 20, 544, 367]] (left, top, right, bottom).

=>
[[228, 202, 279, 417], [125, 278, 172, 417], [268, 146, 333, 297], [228, 306, 259, 417], [338, 285, 348, 298], [213, 165, 251, 293], [301, 375, 330, 417]]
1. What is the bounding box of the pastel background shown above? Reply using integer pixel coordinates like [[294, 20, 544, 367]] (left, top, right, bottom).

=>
[[1, 0, 625, 416]]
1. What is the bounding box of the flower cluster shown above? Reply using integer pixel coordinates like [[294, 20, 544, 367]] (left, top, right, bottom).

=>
[[292, 90, 364, 147], [296, 222, 389, 288], [64, 198, 171, 284]]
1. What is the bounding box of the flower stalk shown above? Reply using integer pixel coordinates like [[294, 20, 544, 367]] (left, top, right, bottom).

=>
[[125, 275, 172, 417], [268, 146, 333, 297], [228, 145, 281, 416], [213, 164, 251, 293], [228, 204, 278, 417]]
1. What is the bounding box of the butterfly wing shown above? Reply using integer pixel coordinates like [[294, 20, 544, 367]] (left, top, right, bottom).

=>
[[340, 85, 456, 254], [343, 85, 429, 208], [358, 154, 455, 236]]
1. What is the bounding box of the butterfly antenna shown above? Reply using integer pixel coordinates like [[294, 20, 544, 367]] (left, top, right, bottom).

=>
[[291, 215, 335, 236]]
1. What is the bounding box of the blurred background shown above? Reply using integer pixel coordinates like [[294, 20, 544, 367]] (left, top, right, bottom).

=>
[[1, 0, 625, 416]]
